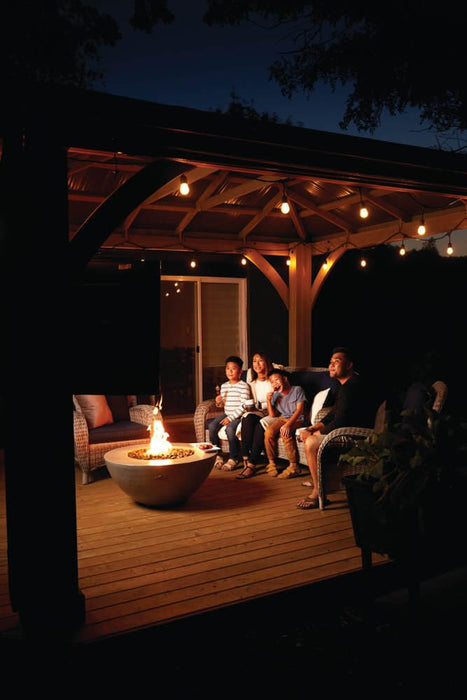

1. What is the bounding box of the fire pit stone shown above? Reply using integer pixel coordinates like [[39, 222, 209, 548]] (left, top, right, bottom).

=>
[[104, 443, 217, 507]]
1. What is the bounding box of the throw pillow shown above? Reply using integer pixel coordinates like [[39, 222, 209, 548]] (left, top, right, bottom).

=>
[[310, 388, 331, 424], [74, 395, 114, 429], [106, 395, 131, 422]]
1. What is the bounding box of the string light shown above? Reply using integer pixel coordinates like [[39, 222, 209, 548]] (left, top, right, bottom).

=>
[[322, 258, 329, 271], [241, 257, 247, 266], [399, 241, 406, 256], [446, 234, 453, 256], [359, 189, 369, 219], [280, 182, 290, 214], [189, 259, 197, 268], [417, 214, 426, 235], [179, 174, 190, 195], [359, 255, 367, 268]]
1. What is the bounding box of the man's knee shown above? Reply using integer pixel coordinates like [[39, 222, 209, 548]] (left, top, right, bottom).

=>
[[304, 434, 320, 453]]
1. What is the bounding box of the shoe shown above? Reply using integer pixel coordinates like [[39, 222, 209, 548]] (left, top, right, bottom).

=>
[[296, 495, 319, 510], [236, 463, 256, 479], [277, 464, 301, 479], [214, 455, 224, 469], [265, 463, 278, 477], [222, 458, 240, 471], [302, 481, 313, 488]]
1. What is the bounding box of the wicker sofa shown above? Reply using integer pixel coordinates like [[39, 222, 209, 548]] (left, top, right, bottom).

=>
[[193, 365, 339, 457]]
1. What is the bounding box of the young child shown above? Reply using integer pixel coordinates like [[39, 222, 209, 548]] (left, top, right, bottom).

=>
[[263, 368, 306, 478], [209, 355, 251, 470]]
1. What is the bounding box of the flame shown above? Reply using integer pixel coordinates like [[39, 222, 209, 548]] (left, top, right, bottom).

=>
[[145, 403, 172, 457]]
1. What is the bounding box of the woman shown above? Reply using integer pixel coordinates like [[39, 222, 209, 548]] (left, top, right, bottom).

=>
[[236, 352, 274, 480]]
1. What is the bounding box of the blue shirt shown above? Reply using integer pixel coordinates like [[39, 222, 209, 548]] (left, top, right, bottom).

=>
[[271, 385, 306, 423]]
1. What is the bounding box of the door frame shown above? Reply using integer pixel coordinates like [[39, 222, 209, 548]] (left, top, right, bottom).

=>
[[161, 275, 248, 407]]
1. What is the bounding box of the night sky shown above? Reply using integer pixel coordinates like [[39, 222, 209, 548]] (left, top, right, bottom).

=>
[[93, 1, 467, 254]]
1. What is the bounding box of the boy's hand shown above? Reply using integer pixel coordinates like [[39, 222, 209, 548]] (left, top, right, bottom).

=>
[[220, 417, 231, 426]]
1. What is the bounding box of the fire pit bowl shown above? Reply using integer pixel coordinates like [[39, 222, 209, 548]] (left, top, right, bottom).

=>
[[104, 443, 217, 507]]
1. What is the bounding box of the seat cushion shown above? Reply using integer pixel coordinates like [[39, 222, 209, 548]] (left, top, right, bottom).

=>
[[88, 420, 149, 444]]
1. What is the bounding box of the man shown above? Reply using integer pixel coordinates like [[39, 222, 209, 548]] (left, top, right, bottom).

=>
[[296, 347, 377, 509]]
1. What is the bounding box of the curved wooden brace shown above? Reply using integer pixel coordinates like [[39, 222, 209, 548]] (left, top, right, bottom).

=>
[[70, 158, 188, 276], [310, 247, 347, 308], [244, 249, 289, 308]]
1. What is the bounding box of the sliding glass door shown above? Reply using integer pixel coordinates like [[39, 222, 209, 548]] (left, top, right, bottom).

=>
[[160, 276, 247, 416]]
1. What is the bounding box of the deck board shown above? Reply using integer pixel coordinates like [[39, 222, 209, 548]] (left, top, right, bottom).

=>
[[0, 419, 389, 644]]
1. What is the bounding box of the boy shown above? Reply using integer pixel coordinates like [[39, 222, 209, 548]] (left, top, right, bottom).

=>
[[263, 368, 306, 478], [209, 355, 251, 470]]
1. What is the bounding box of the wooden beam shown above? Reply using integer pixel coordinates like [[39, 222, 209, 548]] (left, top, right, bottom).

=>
[[288, 245, 312, 366]]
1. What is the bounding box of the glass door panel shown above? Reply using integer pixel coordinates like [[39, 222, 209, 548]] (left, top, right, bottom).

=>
[[160, 279, 196, 415]]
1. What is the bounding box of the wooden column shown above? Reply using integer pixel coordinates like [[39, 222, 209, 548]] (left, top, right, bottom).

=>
[[288, 245, 313, 367], [1, 110, 85, 639]]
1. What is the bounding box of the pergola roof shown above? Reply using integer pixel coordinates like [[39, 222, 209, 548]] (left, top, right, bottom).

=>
[[62, 89, 467, 263]]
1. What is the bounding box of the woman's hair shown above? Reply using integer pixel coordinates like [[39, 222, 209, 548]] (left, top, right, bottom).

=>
[[250, 351, 273, 380]]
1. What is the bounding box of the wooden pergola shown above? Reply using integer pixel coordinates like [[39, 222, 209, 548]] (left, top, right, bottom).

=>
[[2, 85, 467, 640]]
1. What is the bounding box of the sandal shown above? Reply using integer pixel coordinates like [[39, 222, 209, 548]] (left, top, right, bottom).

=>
[[301, 481, 313, 488], [277, 464, 301, 479], [296, 495, 319, 509], [265, 463, 278, 477], [236, 463, 256, 480]]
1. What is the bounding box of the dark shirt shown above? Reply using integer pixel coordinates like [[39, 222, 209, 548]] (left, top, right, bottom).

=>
[[321, 374, 376, 434]]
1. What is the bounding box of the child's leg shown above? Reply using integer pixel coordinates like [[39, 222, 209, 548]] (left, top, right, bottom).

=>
[[225, 417, 241, 459], [208, 414, 226, 446]]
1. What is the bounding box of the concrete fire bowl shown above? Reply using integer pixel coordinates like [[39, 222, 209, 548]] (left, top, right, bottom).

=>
[[104, 443, 217, 507]]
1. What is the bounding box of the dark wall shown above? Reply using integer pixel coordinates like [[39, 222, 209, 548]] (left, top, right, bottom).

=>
[[71, 260, 160, 395], [312, 246, 465, 415], [248, 262, 288, 366]]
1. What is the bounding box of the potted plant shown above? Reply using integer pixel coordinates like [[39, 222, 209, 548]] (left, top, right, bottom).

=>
[[339, 405, 451, 560]]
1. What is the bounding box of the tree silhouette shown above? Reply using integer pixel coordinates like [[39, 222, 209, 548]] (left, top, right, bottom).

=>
[[202, 1, 467, 141]]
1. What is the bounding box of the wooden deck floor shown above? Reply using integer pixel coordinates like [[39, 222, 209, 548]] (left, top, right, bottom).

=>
[[0, 418, 389, 645]]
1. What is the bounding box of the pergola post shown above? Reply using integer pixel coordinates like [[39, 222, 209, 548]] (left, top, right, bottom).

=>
[[1, 112, 85, 639], [288, 245, 313, 366]]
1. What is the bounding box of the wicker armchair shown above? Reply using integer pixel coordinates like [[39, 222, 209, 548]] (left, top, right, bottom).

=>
[[73, 394, 156, 484], [317, 380, 448, 510]]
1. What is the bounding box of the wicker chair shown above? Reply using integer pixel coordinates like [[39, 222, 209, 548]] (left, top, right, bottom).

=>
[[317, 380, 448, 510], [73, 394, 156, 484]]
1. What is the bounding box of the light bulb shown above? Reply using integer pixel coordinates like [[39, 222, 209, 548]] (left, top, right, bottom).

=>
[[399, 243, 406, 256], [179, 175, 190, 195], [280, 198, 290, 214], [360, 257, 367, 268], [241, 257, 247, 266], [359, 205, 369, 219], [417, 215, 426, 235], [322, 258, 329, 270], [447, 240, 453, 255], [190, 259, 196, 268]]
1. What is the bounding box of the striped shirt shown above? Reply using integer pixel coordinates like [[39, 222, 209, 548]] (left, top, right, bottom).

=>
[[220, 380, 251, 420]]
